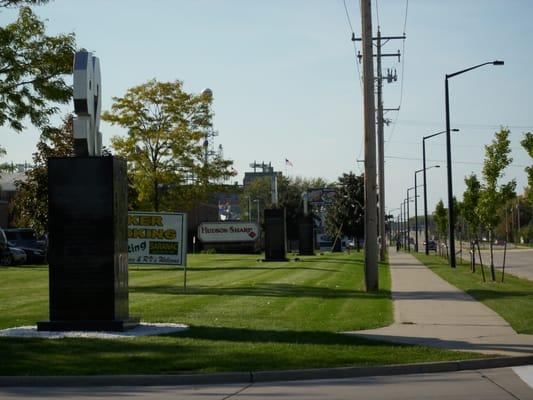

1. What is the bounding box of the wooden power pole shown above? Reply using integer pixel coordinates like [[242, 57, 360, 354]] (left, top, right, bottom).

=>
[[360, 0, 378, 291]]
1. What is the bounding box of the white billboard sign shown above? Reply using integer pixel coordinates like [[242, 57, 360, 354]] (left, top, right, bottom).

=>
[[128, 212, 187, 265], [198, 222, 259, 243]]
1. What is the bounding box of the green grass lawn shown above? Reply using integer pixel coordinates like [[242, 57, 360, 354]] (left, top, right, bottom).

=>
[[0, 252, 482, 376], [413, 252, 533, 334]]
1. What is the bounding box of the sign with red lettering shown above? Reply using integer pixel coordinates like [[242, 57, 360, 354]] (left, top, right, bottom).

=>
[[198, 222, 260, 243]]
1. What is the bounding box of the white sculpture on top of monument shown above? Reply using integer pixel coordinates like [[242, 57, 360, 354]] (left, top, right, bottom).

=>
[[73, 50, 102, 157]]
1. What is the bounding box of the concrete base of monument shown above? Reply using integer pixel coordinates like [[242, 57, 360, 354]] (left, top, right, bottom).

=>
[[0, 322, 188, 339], [37, 317, 140, 332]]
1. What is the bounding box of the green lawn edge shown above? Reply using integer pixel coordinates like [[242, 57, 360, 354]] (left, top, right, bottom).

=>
[[412, 252, 533, 334], [0, 252, 485, 376]]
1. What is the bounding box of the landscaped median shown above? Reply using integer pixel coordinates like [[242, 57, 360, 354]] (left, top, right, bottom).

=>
[[0, 252, 484, 376], [413, 252, 533, 334]]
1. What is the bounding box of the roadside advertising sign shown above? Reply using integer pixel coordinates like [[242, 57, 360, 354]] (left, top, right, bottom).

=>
[[198, 222, 259, 243], [128, 212, 187, 266]]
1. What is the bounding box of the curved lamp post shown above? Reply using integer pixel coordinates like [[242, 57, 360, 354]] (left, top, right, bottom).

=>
[[445, 60, 504, 268]]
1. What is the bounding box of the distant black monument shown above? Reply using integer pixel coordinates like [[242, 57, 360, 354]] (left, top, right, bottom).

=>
[[37, 50, 138, 331], [298, 215, 314, 256], [263, 208, 287, 261]]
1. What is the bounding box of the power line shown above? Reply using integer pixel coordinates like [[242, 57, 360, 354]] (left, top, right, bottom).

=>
[[341, 0, 364, 168], [385, 154, 528, 168], [342, 0, 355, 32], [386, 139, 525, 151], [402, 0, 409, 34], [391, 119, 533, 131], [374, 0, 380, 28], [384, 0, 409, 150]]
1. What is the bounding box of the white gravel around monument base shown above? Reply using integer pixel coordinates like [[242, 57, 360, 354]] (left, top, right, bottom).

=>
[[0, 323, 188, 339]]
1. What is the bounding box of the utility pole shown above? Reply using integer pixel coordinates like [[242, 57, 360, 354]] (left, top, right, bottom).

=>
[[360, 0, 378, 291], [354, 31, 404, 263], [376, 30, 386, 262]]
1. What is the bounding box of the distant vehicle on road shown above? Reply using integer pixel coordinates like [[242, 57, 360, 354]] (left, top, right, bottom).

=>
[[4, 228, 46, 264]]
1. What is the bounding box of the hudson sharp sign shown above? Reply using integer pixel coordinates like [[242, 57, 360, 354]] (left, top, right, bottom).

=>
[[198, 222, 260, 243]]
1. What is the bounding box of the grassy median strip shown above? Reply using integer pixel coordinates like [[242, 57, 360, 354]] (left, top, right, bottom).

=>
[[413, 253, 533, 334], [0, 252, 482, 375]]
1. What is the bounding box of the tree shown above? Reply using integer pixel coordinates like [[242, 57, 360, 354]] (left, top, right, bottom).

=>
[[433, 199, 448, 244], [0, 7, 75, 131], [102, 79, 235, 211], [12, 116, 74, 234], [476, 128, 516, 281], [278, 176, 330, 242], [240, 175, 329, 242], [521, 132, 533, 205], [324, 173, 364, 249], [462, 174, 481, 241], [0, 0, 49, 7]]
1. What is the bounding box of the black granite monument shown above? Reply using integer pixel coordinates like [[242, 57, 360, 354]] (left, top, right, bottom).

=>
[[298, 215, 315, 256], [37, 157, 139, 331], [263, 208, 287, 261], [37, 50, 138, 331]]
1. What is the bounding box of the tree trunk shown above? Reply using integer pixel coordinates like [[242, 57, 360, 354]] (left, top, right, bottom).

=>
[[489, 230, 496, 281], [154, 180, 159, 212]]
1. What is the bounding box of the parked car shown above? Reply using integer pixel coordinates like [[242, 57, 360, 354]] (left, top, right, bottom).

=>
[[4, 228, 46, 264], [423, 240, 437, 251], [2, 244, 27, 265]]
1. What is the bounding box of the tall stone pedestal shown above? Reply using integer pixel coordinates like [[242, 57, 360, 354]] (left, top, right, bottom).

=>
[[263, 208, 287, 262], [37, 156, 139, 332], [298, 215, 314, 256]]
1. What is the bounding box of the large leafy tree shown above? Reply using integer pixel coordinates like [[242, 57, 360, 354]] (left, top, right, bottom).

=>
[[0, 7, 75, 131], [476, 128, 516, 280], [324, 173, 364, 246], [12, 116, 74, 234], [102, 79, 235, 211]]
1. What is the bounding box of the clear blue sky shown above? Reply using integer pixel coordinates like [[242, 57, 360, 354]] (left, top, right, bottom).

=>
[[1, 0, 532, 217]]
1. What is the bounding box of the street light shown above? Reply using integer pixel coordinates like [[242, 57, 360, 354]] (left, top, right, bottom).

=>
[[422, 129, 459, 255], [415, 165, 440, 252], [445, 60, 504, 268]]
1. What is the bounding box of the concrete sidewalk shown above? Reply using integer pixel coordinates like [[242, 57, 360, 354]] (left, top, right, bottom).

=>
[[345, 250, 533, 356]]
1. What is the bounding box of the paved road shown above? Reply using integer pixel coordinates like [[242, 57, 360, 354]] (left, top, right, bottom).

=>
[[346, 250, 533, 356], [410, 243, 533, 281], [463, 247, 533, 281], [0, 367, 531, 399]]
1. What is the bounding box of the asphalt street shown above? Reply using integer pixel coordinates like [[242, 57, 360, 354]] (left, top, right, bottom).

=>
[[0, 367, 531, 399], [469, 248, 533, 281], [414, 244, 533, 281]]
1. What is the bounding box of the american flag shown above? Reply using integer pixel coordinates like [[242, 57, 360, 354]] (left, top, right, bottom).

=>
[[285, 158, 293, 167]]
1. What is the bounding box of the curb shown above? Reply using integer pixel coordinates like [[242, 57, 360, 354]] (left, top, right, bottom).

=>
[[0, 355, 532, 387]]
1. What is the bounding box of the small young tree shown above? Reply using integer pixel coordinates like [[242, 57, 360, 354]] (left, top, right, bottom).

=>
[[521, 132, 533, 206], [477, 128, 516, 281], [433, 199, 447, 257]]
